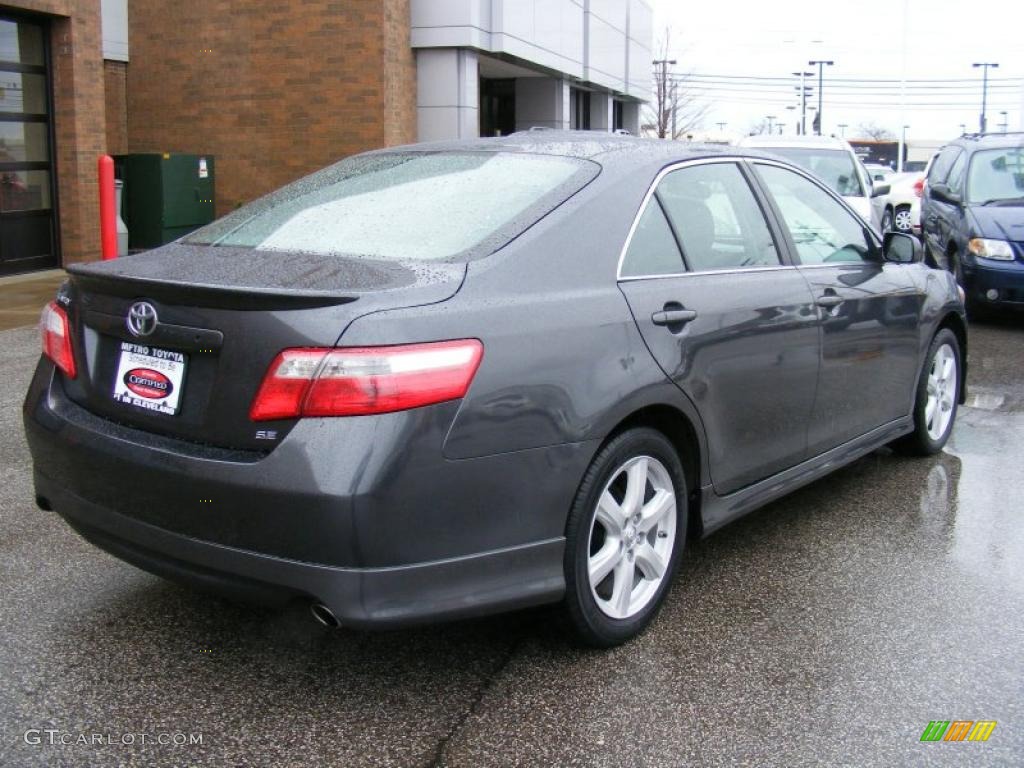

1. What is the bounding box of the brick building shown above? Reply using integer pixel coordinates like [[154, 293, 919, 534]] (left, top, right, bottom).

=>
[[0, 0, 650, 276]]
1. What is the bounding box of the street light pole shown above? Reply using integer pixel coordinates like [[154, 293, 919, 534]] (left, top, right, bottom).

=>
[[792, 70, 813, 135], [809, 60, 834, 135], [972, 62, 999, 133]]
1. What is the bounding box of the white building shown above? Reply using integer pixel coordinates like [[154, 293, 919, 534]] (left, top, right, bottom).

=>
[[411, 0, 653, 141]]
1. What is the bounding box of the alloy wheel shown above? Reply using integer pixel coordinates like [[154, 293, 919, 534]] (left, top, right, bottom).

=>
[[925, 343, 957, 441], [587, 455, 677, 620], [893, 208, 913, 233]]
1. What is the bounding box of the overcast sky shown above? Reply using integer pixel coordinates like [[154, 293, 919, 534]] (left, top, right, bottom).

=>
[[650, 0, 1024, 142]]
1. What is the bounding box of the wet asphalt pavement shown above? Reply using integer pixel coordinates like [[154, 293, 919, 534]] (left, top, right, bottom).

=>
[[1, 316, 1022, 768]]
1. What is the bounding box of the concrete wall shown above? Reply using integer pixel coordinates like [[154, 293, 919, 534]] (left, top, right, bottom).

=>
[[417, 48, 479, 142], [515, 78, 570, 132], [411, 0, 652, 139]]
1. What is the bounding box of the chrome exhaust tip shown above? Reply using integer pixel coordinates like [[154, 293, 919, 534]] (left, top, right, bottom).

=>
[[310, 602, 340, 628]]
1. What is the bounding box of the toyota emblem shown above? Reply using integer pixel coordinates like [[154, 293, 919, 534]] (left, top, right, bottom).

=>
[[126, 301, 158, 337]]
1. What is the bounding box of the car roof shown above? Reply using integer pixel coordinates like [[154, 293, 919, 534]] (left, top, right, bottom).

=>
[[736, 134, 854, 151], [948, 132, 1024, 151], [378, 130, 777, 165]]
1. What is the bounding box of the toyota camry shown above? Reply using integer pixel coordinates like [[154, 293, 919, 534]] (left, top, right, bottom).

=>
[[24, 133, 966, 646]]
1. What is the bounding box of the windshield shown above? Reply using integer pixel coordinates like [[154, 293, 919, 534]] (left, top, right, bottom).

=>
[[966, 147, 1024, 204], [762, 148, 865, 198], [185, 151, 596, 261]]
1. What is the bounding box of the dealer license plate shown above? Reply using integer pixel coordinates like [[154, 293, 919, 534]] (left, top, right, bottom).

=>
[[112, 341, 188, 416]]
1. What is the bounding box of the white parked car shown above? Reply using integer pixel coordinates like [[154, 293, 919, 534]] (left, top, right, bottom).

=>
[[878, 172, 925, 236], [864, 163, 895, 183], [737, 134, 887, 231]]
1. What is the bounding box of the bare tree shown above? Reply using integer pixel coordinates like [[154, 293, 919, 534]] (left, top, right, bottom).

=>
[[646, 28, 709, 139], [857, 122, 896, 141], [747, 118, 770, 136]]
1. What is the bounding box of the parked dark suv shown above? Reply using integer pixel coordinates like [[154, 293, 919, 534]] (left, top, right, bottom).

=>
[[921, 132, 1024, 310]]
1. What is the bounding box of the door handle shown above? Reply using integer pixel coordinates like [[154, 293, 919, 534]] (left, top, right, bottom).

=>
[[816, 295, 844, 309], [651, 309, 698, 326]]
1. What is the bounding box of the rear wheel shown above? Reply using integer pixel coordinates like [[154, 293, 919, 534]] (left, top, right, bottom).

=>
[[563, 428, 686, 647], [893, 328, 961, 455]]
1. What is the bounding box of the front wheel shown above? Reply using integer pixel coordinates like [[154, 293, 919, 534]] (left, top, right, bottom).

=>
[[893, 328, 961, 455], [563, 428, 686, 647]]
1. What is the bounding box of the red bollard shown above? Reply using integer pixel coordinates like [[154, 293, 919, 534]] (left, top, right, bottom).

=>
[[98, 154, 118, 260]]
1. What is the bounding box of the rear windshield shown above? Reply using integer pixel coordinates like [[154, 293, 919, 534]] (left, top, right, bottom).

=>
[[761, 147, 865, 198], [185, 151, 597, 261]]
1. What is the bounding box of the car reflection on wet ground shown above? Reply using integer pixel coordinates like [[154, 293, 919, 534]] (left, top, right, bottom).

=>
[[1, 315, 1021, 767]]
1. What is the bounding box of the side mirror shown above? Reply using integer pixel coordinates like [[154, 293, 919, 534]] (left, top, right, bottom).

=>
[[930, 182, 961, 205], [883, 231, 923, 264], [871, 183, 891, 198]]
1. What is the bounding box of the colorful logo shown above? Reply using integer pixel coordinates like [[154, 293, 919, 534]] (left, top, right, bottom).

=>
[[124, 368, 173, 400], [920, 720, 997, 742]]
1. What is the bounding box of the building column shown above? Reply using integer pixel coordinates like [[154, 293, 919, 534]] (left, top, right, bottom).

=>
[[416, 48, 479, 142], [514, 77, 570, 132], [621, 101, 641, 135], [46, 8, 106, 265], [590, 91, 613, 132]]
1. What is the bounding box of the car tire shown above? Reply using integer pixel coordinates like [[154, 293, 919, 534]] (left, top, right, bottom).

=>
[[881, 207, 894, 233], [948, 249, 965, 286], [563, 427, 687, 647], [892, 328, 961, 456], [893, 205, 913, 233]]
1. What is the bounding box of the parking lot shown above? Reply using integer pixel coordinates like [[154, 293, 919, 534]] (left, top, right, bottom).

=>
[[1, 314, 1022, 767]]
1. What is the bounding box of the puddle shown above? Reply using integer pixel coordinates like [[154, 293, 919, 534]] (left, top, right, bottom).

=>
[[964, 392, 1006, 411]]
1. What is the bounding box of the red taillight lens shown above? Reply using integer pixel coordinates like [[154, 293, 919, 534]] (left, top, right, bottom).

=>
[[249, 339, 483, 421], [913, 177, 924, 198], [40, 301, 76, 379]]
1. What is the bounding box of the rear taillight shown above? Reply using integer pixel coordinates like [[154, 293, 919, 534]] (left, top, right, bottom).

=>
[[913, 177, 924, 198], [40, 301, 76, 379], [250, 339, 483, 421]]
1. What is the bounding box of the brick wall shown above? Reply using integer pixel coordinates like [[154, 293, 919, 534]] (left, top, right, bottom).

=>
[[13, 0, 106, 265], [103, 60, 128, 155], [127, 0, 417, 217]]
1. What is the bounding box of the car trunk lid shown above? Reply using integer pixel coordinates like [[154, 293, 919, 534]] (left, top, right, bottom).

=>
[[59, 244, 466, 451]]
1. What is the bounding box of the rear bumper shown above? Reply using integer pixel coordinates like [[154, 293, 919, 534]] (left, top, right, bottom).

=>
[[36, 472, 563, 629], [25, 362, 588, 627]]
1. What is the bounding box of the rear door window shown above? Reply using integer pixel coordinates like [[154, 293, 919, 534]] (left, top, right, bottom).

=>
[[656, 163, 781, 272], [619, 201, 685, 277]]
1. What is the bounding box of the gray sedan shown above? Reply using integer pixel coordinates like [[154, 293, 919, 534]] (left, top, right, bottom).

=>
[[24, 133, 966, 646]]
